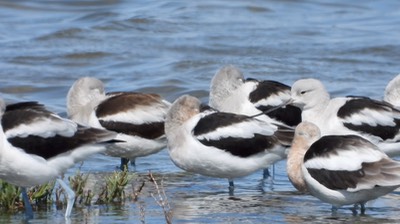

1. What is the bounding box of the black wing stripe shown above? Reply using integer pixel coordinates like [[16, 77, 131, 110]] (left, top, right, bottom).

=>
[[2, 104, 54, 132], [343, 122, 400, 140], [99, 120, 164, 139], [256, 105, 301, 127], [5, 102, 45, 112], [193, 112, 250, 136], [248, 80, 291, 103], [96, 93, 163, 117], [304, 135, 374, 162], [307, 168, 364, 190], [199, 134, 278, 158], [338, 97, 398, 118], [8, 127, 109, 159]]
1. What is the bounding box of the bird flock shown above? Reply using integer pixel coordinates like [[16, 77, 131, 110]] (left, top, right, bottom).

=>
[[1, 65, 400, 219]]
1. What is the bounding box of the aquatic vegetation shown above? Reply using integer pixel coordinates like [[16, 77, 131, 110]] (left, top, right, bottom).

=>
[[131, 179, 146, 202], [107, 169, 130, 202], [149, 172, 172, 224], [0, 180, 22, 212], [68, 170, 92, 206], [0, 169, 173, 223], [96, 168, 131, 204], [28, 181, 55, 209]]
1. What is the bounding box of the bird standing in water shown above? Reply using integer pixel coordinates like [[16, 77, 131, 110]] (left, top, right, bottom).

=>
[[287, 121, 400, 214], [0, 98, 117, 219], [67, 77, 170, 170]]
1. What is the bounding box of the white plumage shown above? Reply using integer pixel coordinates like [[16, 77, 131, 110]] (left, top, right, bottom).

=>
[[209, 65, 301, 127], [384, 74, 400, 107], [287, 121, 400, 214], [209, 65, 301, 178], [67, 76, 170, 170], [0, 99, 117, 218], [291, 78, 400, 157], [165, 95, 293, 193]]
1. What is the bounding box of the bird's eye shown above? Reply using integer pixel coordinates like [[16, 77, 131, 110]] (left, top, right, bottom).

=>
[[300, 91, 307, 95]]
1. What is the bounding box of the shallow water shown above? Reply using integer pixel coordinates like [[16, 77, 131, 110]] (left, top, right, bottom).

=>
[[1, 0, 400, 223]]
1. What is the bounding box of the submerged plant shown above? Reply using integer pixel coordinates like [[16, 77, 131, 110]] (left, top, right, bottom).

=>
[[27, 181, 55, 208], [149, 172, 172, 224], [131, 179, 146, 202], [0, 180, 54, 212], [0, 169, 174, 223], [0, 180, 22, 211], [96, 168, 131, 204], [69, 170, 92, 206]]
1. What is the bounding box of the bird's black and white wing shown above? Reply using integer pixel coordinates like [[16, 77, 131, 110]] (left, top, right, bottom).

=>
[[3, 102, 78, 139], [2, 102, 115, 159], [246, 79, 301, 127], [96, 92, 169, 139], [303, 135, 400, 192], [192, 109, 291, 158], [337, 97, 400, 141]]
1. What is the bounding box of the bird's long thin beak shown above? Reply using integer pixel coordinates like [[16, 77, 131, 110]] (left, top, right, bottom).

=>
[[250, 99, 293, 118]]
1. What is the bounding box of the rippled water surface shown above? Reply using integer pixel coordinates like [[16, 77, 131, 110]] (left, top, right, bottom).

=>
[[1, 0, 400, 223]]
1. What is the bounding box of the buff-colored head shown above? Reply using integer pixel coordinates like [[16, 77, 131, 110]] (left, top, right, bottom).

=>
[[293, 121, 321, 146], [165, 95, 202, 133]]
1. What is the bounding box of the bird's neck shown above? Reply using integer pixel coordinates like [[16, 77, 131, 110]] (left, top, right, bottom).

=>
[[287, 138, 310, 193], [301, 97, 329, 124]]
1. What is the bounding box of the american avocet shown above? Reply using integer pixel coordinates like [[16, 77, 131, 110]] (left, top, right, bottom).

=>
[[67, 77, 170, 170], [209, 65, 301, 127], [0, 99, 117, 219], [291, 78, 400, 157], [384, 74, 400, 107], [288, 121, 400, 214], [209, 65, 301, 178], [164, 95, 293, 194]]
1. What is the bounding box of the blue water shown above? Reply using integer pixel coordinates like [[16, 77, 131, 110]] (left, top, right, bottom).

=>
[[1, 0, 400, 223]]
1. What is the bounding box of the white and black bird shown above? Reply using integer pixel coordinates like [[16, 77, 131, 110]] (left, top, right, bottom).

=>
[[209, 65, 301, 178], [384, 74, 400, 107], [67, 77, 170, 170], [209, 65, 301, 127], [288, 121, 400, 214], [291, 78, 400, 157], [164, 95, 294, 194], [0, 99, 117, 219]]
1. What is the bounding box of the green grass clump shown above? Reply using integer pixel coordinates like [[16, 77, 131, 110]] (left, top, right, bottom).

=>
[[68, 170, 93, 206], [0, 180, 22, 211], [28, 181, 55, 209], [0, 180, 54, 212], [96, 168, 131, 204], [0, 169, 173, 223]]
